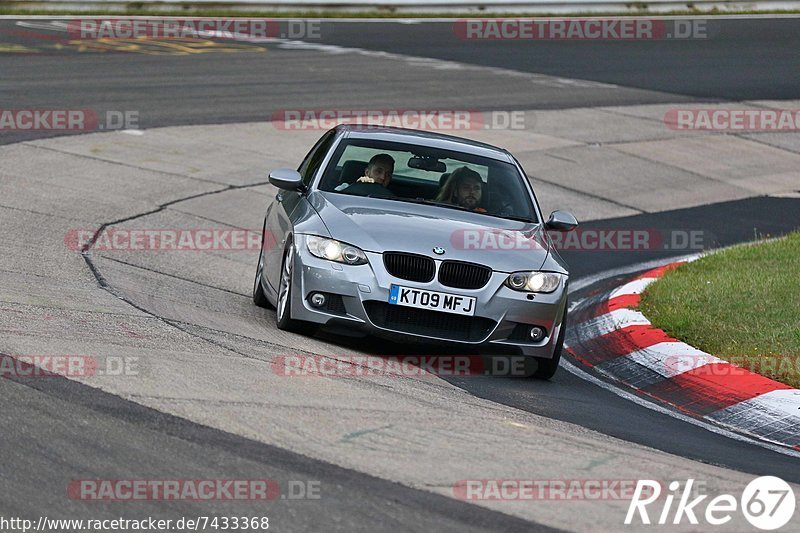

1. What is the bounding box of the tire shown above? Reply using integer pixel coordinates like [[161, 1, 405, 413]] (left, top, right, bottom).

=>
[[532, 307, 567, 380], [253, 246, 272, 309], [275, 242, 314, 334]]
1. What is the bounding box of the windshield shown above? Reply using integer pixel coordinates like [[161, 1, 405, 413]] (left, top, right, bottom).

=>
[[317, 138, 539, 223]]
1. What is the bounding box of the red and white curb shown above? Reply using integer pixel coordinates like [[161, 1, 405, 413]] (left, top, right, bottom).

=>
[[565, 261, 800, 450]]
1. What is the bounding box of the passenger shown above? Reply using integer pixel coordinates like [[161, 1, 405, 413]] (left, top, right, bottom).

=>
[[337, 154, 396, 198], [436, 166, 486, 212]]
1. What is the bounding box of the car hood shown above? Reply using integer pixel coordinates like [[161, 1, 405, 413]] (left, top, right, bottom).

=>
[[309, 191, 549, 273]]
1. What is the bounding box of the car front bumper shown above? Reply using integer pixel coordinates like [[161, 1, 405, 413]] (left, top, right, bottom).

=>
[[289, 237, 568, 359]]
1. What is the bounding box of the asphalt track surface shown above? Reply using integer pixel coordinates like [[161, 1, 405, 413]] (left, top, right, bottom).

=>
[[324, 196, 800, 479], [2, 17, 800, 144], [1, 373, 546, 532], [300, 18, 800, 101], [2, 16, 800, 531]]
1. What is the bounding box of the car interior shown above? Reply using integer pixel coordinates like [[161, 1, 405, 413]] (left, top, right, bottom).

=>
[[322, 153, 536, 221]]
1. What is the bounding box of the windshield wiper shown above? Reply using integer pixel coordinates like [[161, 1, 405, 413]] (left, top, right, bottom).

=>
[[392, 197, 472, 212], [497, 215, 537, 224], [393, 198, 537, 222]]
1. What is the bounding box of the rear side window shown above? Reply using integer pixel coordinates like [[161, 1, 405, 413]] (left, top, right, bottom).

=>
[[297, 130, 337, 186]]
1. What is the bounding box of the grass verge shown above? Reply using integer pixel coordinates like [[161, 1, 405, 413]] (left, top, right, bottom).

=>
[[640, 231, 800, 388]]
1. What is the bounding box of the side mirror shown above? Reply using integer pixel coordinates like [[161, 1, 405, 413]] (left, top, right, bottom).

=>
[[269, 168, 304, 191], [545, 210, 578, 231]]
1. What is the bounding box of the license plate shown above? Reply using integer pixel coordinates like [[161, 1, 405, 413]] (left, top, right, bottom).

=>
[[388, 285, 476, 316]]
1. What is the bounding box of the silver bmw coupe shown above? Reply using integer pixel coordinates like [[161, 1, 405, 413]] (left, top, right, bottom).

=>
[[253, 125, 578, 378]]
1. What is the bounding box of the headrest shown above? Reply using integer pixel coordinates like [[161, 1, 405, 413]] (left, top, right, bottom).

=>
[[340, 160, 369, 184]]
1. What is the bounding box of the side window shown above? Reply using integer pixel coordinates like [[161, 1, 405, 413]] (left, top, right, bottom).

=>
[[297, 130, 337, 186]]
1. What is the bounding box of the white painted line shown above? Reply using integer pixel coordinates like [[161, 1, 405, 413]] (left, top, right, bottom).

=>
[[608, 276, 657, 299], [559, 357, 800, 459], [569, 252, 703, 294], [18, 19, 614, 91], [567, 297, 585, 312], [260, 37, 619, 89], [16, 20, 69, 31], [12, 18, 612, 90]]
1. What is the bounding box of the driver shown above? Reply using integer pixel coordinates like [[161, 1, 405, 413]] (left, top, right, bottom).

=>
[[436, 166, 486, 212], [336, 153, 396, 198]]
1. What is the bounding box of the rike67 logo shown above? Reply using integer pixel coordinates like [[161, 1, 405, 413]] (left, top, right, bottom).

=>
[[626, 477, 796, 530]]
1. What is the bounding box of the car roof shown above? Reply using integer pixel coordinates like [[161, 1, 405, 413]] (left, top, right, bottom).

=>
[[336, 124, 514, 163]]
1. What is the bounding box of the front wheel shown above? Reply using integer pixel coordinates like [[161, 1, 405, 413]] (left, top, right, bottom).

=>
[[532, 308, 567, 380]]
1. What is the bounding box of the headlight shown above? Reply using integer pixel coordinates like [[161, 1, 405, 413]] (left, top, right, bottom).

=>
[[505, 272, 563, 293], [306, 236, 368, 265]]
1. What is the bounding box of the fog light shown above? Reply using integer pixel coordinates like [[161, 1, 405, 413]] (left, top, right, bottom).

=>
[[529, 326, 546, 342], [310, 293, 326, 307]]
